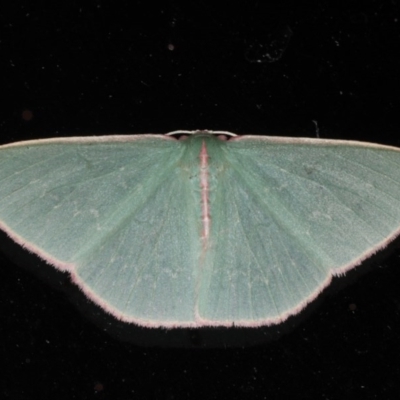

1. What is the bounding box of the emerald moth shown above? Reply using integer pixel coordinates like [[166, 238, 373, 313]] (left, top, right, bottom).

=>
[[1, 130, 399, 327]]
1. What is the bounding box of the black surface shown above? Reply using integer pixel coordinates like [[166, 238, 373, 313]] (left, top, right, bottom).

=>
[[1, 1, 400, 398]]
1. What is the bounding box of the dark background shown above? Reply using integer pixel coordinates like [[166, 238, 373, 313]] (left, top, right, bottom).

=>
[[1, 1, 400, 398]]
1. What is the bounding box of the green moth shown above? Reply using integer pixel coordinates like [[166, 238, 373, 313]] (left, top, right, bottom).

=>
[[0, 130, 399, 327]]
